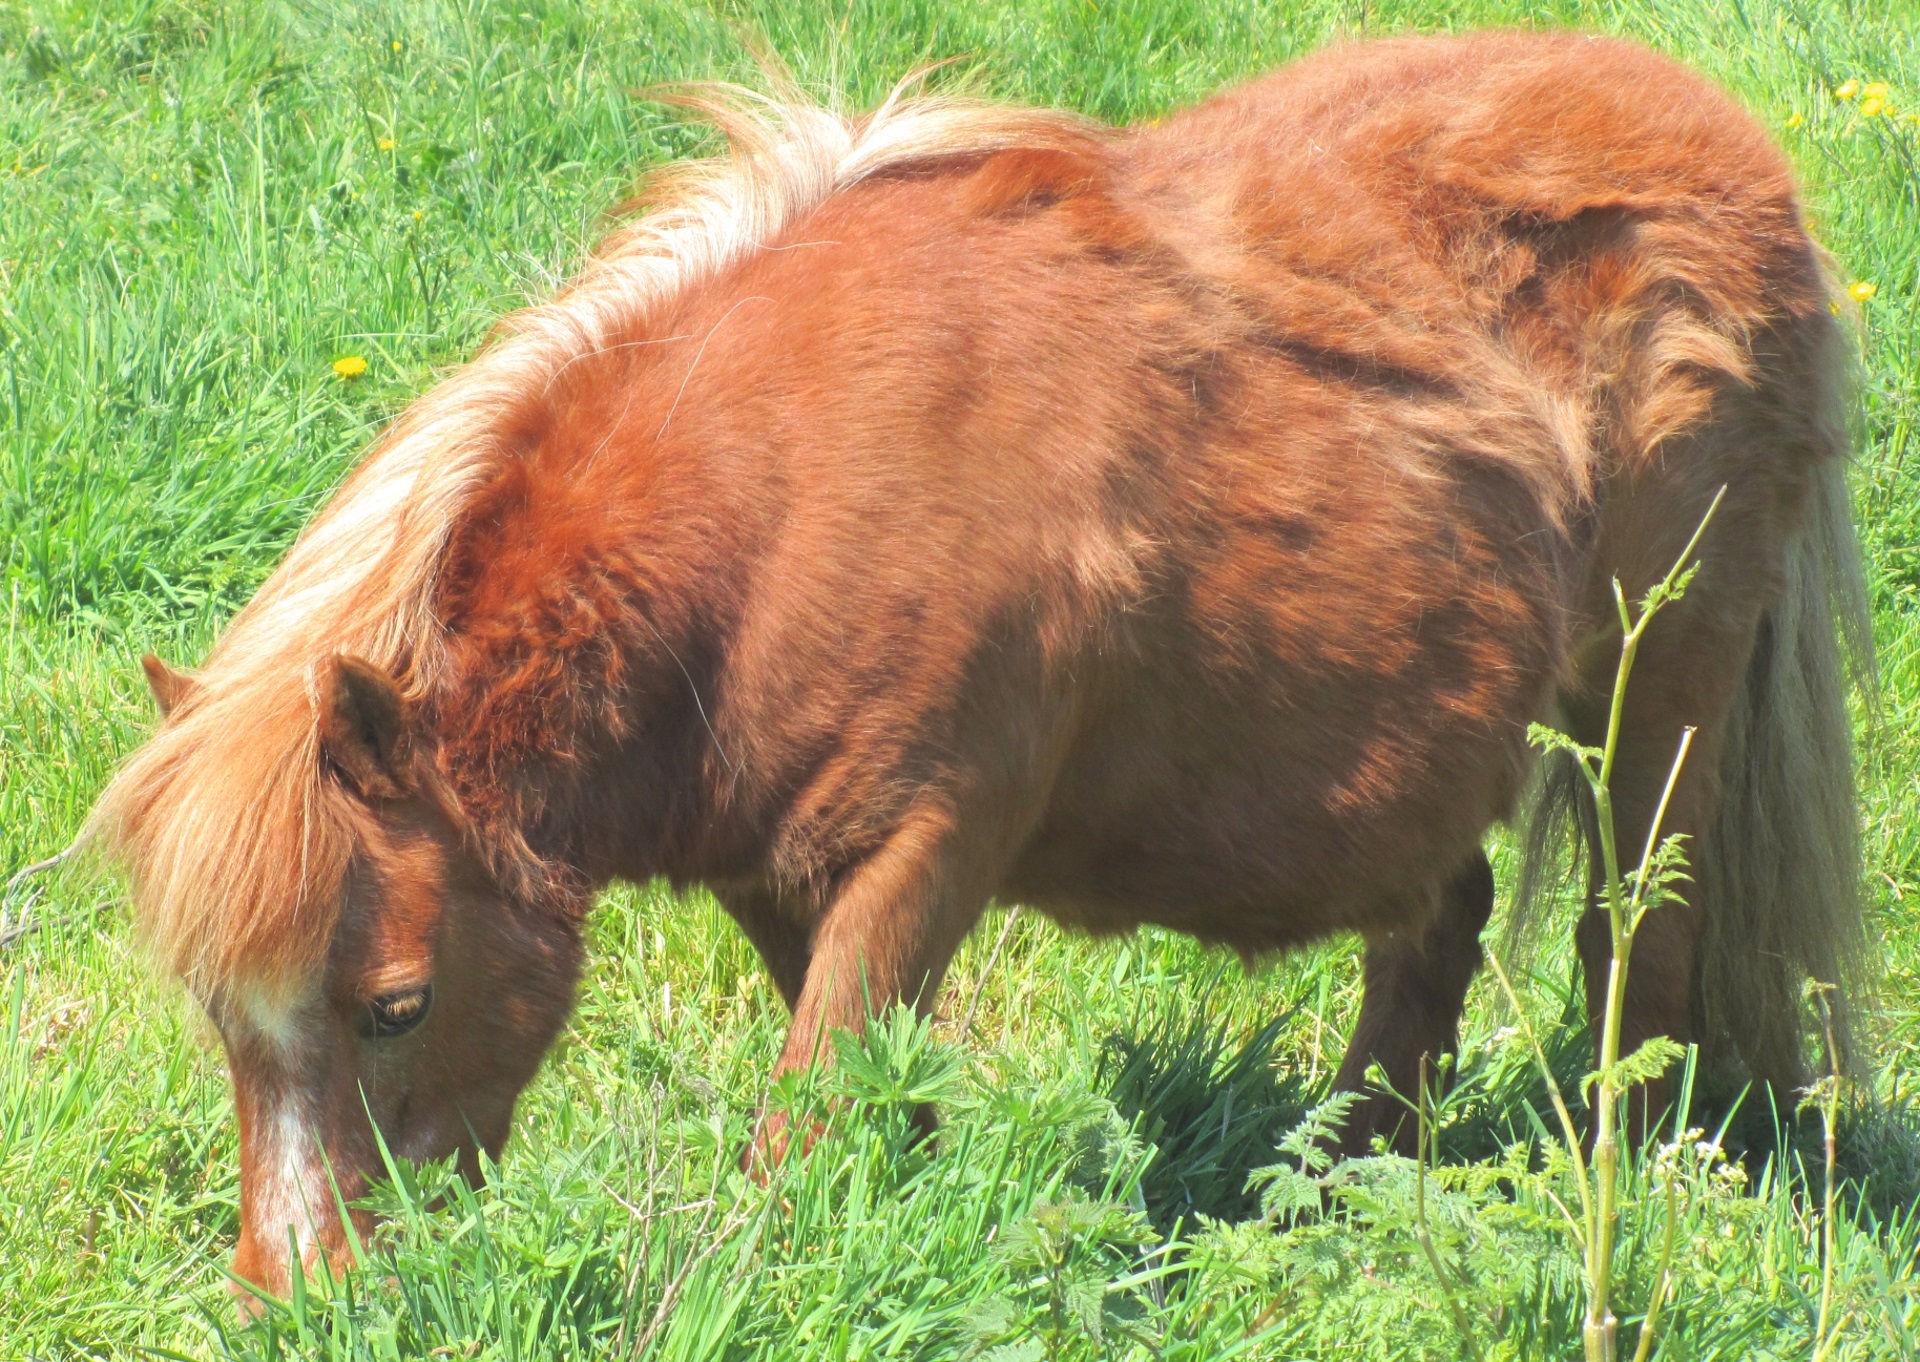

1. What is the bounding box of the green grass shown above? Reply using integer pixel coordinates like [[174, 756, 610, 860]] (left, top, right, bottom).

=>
[[4, 0, 1920, 1356]]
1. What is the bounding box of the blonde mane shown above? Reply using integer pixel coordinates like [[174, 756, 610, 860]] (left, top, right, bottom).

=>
[[85, 77, 1100, 1001]]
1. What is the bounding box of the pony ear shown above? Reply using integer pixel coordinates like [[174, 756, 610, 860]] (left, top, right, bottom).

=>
[[141, 654, 199, 718], [317, 655, 414, 799]]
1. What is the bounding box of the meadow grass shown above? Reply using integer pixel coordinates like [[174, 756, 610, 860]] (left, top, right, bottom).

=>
[[3, 0, 1919, 1356]]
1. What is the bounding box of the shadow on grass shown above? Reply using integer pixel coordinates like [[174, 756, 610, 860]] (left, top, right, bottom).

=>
[[1094, 977, 1594, 1232], [1712, 1076, 1920, 1229], [1099, 1010, 1315, 1230], [1098, 964, 1920, 1241]]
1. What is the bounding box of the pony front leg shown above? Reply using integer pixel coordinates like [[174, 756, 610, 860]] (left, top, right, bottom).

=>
[[753, 809, 989, 1168]]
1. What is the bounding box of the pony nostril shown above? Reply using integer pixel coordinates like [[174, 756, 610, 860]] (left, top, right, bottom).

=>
[[366, 984, 433, 1038]]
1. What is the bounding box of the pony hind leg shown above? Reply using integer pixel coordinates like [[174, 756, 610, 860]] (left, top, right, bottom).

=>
[[1331, 850, 1497, 1158]]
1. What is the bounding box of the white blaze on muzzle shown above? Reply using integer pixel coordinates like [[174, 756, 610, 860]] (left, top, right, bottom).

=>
[[255, 1087, 332, 1267], [224, 982, 343, 1280]]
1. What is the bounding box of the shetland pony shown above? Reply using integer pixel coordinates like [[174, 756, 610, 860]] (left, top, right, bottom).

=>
[[91, 31, 1868, 1297]]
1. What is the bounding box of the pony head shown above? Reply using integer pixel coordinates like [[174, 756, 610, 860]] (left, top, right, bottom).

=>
[[137, 653, 582, 1301]]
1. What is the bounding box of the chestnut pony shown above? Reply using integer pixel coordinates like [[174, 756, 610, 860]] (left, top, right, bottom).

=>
[[91, 31, 1868, 1298]]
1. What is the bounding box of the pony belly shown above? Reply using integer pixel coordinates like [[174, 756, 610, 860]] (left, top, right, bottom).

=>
[[1003, 702, 1524, 956]]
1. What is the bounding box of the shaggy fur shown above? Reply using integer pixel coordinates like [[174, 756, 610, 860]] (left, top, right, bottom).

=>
[[86, 81, 1101, 1001], [86, 30, 1868, 1294]]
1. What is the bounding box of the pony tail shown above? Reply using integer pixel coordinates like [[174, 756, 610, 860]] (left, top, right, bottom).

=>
[[1694, 454, 1873, 1085]]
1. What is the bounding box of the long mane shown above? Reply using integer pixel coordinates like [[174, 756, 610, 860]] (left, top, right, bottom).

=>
[[85, 76, 1100, 1000]]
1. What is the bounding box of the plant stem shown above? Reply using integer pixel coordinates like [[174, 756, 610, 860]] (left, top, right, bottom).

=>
[[1630, 1165, 1681, 1362], [1586, 730, 1696, 1362], [1578, 491, 1723, 1362], [1485, 949, 1592, 1246], [1812, 991, 1842, 1362]]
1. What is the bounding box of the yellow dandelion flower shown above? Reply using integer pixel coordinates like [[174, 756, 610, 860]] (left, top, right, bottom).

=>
[[412, 209, 424, 220], [1860, 95, 1887, 117], [1785, 111, 1804, 128], [1864, 82, 1889, 100], [378, 137, 395, 151], [333, 355, 369, 378], [1835, 79, 1859, 99], [1848, 281, 1878, 303], [391, 39, 402, 52]]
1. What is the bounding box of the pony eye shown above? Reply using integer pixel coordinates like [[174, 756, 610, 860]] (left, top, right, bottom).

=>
[[366, 984, 433, 1038]]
